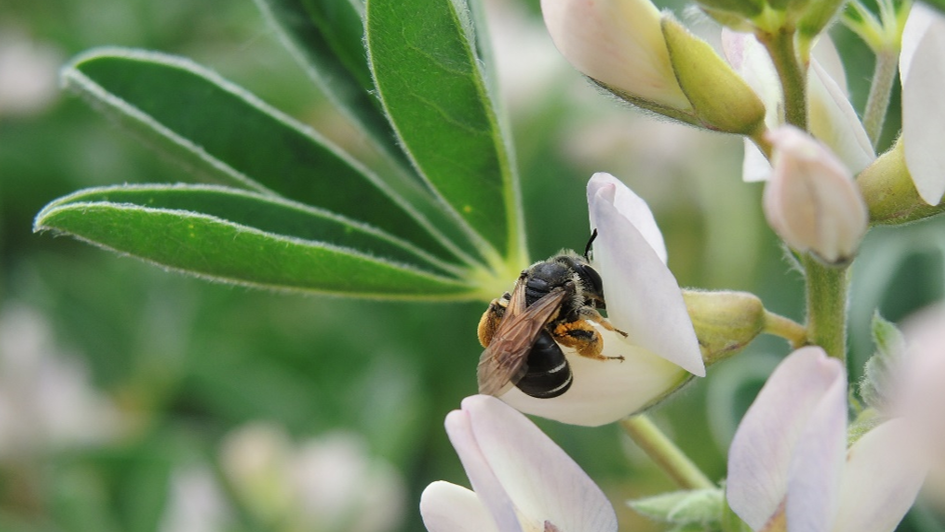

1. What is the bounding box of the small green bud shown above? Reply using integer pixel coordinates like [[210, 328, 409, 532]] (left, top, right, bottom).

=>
[[859, 312, 906, 411], [682, 290, 765, 366], [661, 15, 767, 134], [797, 0, 845, 41], [857, 136, 945, 224]]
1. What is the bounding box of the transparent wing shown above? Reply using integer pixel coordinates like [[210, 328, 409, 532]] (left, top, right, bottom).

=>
[[477, 277, 567, 396]]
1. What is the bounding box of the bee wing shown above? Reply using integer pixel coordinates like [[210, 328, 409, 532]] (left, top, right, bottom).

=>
[[477, 282, 567, 396]]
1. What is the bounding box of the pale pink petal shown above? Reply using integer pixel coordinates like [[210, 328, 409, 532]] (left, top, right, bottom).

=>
[[901, 20, 945, 205], [783, 364, 847, 532], [444, 410, 522, 532], [420, 481, 500, 532], [587, 173, 667, 263], [500, 327, 689, 426], [832, 419, 929, 532], [588, 179, 704, 377], [807, 61, 875, 174], [727, 347, 845, 530], [463, 395, 618, 532]]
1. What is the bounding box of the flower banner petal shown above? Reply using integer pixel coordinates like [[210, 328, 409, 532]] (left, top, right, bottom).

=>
[[587, 177, 704, 377], [587, 173, 667, 262], [832, 419, 928, 532], [726, 347, 844, 530], [420, 481, 500, 532], [463, 395, 618, 532]]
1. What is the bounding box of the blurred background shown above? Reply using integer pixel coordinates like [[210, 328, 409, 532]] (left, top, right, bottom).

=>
[[2, 0, 944, 530]]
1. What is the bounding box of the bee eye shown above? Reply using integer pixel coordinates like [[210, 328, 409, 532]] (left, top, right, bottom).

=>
[[577, 264, 604, 299]]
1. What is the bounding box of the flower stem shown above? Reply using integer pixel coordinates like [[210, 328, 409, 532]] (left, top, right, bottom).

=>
[[758, 27, 807, 130], [620, 415, 715, 490], [802, 256, 849, 362], [862, 48, 899, 148], [763, 310, 808, 349]]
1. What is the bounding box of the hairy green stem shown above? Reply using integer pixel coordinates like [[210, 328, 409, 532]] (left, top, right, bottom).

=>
[[620, 415, 715, 490], [803, 256, 849, 362], [862, 48, 899, 148], [758, 27, 808, 129]]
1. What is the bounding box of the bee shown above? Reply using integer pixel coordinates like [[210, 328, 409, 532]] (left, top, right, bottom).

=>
[[476, 249, 625, 399]]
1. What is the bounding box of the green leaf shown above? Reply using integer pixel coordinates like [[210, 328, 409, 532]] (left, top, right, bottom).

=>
[[35, 185, 476, 299], [253, 0, 405, 164], [860, 311, 906, 409], [61, 48, 469, 266], [366, 0, 524, 263]]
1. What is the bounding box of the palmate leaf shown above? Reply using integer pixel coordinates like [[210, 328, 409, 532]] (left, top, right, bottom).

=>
[[34, 185, 476, 299], [366, 0, 526, 266], [253, 0, 406, 165], [61, 48, 476, 266]]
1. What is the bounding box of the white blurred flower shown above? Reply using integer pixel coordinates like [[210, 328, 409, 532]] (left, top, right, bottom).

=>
[[0, 30, 62, 116], [498, 173, 704, 427], [0, 305, 122, 458], [762, 126, 868, 264], [900, 3, 945, 205], [160, 466, 232, 532], [420, 394, 617, 532], [540, 0, 691, 111], [727, 347, 928, 532], [220, 423, 406, 532]]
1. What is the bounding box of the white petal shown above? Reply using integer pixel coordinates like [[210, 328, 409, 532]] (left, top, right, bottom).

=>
[[420, 481, 500, 532], [587, 173, 667, 263], [445, 409, 522, 532], [588, 179, 704, 377], [721, 30, 781, 130], [463, 395, 618, 532], [901, 3, 941, 81], [500, 326, 690, 426], [807, 61, 875, 174], [727, 347, 845, 530], [811, 35, 847, 94], [540, 0, 690, 109], [743, 138, 773, 182], [784, 363, 847, 532], [901, 21, 945, 205], [832, 419, 929, 532]]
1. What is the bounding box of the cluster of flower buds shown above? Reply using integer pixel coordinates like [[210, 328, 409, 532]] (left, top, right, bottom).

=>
[[542, 0, 945, 265]]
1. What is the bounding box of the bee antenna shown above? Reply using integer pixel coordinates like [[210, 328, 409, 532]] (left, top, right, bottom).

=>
[[583, 229, 598, 261]]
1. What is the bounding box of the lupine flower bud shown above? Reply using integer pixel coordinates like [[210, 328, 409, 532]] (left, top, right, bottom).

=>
[[762, 126, 868, 264], [660, 15, 766, 134], [540, 0, 691, 113]]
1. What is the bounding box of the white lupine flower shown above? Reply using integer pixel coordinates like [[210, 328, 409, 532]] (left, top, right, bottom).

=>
[[727, 347, 928, 532], [420, 395, 617, 532], [499, 173, 704, 427], [220, 424, 406, 532], [540, 0, 691, 111], [900, 3, 945, 205], [0, 305, 122, 458], [762, 126, 868, 264]]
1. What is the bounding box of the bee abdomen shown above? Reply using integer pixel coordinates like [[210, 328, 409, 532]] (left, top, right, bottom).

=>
[[516, 331, 573, 399]]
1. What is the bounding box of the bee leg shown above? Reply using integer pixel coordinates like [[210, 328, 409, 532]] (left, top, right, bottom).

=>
[[553, 321, 625, 362], [477, 293, 510, 347], [578, 308, 628, 338]]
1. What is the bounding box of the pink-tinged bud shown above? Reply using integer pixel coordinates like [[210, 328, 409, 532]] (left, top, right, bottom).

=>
[[762, 126, 868, 264], [540, 0, 691, 112]]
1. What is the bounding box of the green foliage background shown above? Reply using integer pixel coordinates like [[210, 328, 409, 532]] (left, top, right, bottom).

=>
[[2, 0, 944, 530]]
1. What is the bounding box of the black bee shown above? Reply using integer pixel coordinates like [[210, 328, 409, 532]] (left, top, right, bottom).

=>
[[476, 251, 624, 399]]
